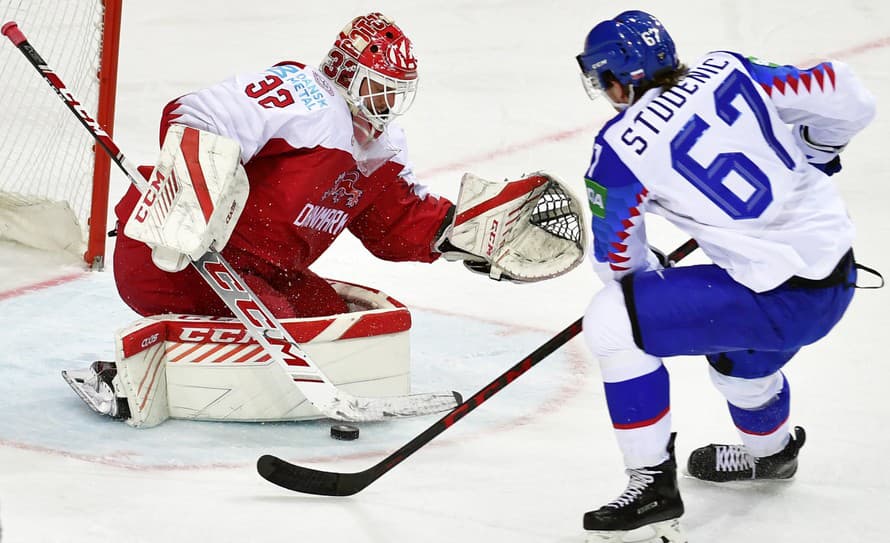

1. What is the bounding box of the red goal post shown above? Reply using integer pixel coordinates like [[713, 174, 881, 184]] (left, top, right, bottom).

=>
[[0, 0, 121, 269]]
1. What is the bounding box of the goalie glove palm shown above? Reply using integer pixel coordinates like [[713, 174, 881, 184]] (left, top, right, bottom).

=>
[[438, 172, 587, 282]]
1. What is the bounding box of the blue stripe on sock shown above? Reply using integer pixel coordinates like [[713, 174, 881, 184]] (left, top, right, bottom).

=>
[[604, 364, 670, 429], [728, 375, 790, 435]]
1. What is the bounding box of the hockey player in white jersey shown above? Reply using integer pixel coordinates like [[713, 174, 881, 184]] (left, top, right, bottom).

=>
[[575, 10, 877, 543]]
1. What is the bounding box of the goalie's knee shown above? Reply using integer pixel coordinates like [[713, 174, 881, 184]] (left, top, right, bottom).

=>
[[582, 281, 638, 359]]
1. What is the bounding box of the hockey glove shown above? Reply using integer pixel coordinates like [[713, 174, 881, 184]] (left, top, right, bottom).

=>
[[649, 245, 669, 269], [812, 155, 842, 177], [794, 125, 845, 177], [124, 125, 250, 272], [435, 171, 587, 282]]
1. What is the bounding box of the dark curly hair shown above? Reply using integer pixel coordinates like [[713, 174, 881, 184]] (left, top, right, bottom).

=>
[[602, 63, 689, 102], [634, 63, 689, 97]]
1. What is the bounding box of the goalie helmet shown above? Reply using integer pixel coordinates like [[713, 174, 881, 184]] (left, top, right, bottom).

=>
[[321, 12, 418, 132], [576, 11, 677, 100]]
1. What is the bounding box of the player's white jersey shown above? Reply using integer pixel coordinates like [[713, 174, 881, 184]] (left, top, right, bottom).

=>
[[586, 51, 876, 292]]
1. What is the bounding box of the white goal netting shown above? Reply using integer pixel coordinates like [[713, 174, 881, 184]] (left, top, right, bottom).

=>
[[0, 0, 112, 262]]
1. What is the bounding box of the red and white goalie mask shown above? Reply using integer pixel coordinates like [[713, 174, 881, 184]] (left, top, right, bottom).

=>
[[321, 12, 418, 133]]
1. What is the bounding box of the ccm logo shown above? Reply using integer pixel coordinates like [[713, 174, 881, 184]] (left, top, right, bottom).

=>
[[179, 327, 251, 344], [140, 333, 161, 348], [225, 199, 238, 224], [133, 173, 164, 223], [485, 219, 500, 256]]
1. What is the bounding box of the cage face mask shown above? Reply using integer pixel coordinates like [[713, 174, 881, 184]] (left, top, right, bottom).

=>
[[321, 12, 419, 132]]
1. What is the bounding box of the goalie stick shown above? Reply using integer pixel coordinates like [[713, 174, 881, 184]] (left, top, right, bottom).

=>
[[1, 21, 459, 422], [256, 239, 700, 496]]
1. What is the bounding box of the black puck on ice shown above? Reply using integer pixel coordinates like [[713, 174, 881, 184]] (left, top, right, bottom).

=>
[[330, 424, 360, 441]]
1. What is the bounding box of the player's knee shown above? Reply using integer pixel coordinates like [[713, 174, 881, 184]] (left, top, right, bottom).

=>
[[708, 366, 786, 409], [583, 281, 636, 359]]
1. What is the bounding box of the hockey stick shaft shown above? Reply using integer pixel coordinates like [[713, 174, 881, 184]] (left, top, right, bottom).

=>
[[2, 21, 457, 422], [256, 240, 699, 496], [666, 238, 698, 266], [1, 22, 149, 193]]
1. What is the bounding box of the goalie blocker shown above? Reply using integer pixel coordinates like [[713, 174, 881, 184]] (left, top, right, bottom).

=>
[[62, 281, 423, 427], [123, 123, 250, 272], [436, 171, 587, 282]]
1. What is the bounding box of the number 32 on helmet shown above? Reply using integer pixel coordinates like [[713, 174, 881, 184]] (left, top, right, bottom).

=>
[[321, 12, 418, 132]]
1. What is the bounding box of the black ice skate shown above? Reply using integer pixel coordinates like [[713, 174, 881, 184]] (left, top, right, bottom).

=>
[[62, 361, 131, 420], [686, 426, 806, 482], [584, 434, 686, 543]]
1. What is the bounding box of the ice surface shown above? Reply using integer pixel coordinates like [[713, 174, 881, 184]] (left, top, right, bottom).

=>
[[1, 1, 888, 542]]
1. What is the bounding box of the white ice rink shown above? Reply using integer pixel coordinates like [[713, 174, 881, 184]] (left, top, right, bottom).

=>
[[1, 1, 889, 541]]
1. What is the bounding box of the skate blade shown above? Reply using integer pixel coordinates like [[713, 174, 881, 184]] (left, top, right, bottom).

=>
[[585, 518, 686, 543], [681, 472, 796, 485], [61, 369, 115, 416]]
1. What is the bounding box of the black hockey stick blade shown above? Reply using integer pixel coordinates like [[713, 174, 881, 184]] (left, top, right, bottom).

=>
[[257, 455, 364, 496], [256, 319, 584, 496], [256, 240, 698, 496]]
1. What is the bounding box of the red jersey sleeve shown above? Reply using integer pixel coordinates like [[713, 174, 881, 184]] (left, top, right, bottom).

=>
[[349, 175, 454, 263]]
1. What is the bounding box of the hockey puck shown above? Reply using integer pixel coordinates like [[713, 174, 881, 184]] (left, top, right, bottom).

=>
[[330, 424, 360, 441]]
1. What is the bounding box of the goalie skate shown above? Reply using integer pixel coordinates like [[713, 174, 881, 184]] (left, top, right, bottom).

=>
[[61, 361, 130, 420]]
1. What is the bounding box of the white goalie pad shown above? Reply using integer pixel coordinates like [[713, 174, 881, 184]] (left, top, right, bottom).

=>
[[123, 124, 249, 272], [446, 171, 587, 282], [108, 281, 413, 427]]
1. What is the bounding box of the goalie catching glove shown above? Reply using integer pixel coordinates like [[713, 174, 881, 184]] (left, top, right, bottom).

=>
[[435, 171, 587, 282], [124, 124, 250, 272]]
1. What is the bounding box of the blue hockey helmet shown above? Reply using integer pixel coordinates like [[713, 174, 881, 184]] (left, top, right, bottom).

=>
[[576, 20, 645, 98], [576, 11, 678, 100], [615, 10, 678, 76]]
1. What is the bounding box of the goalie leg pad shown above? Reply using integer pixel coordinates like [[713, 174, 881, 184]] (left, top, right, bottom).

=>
[[110, 319, 171, 427], [161, 281, 414, 422], [63, 281, 418, 426], [162, 303, 412, 421]]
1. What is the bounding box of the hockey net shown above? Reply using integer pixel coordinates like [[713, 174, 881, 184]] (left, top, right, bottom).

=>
[[0, 0, 121, 268]]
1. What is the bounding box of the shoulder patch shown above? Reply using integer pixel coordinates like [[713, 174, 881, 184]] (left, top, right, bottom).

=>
[[746, 56, 780, 68], [585, 178, 607, 219], [259, 64, 331, 112]]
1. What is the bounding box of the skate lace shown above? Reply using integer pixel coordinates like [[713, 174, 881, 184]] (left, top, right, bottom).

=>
[[606, 467, 657, 508], [715, 445, 756, 472]]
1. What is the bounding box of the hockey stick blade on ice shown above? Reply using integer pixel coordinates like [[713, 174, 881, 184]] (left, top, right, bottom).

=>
[[256, 240, 698, 495], [2, 21, 459, 422]]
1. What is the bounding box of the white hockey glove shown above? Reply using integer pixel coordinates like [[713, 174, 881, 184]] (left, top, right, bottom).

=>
[[124, 125, 250, 272], [435, 171, 587, 283]]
